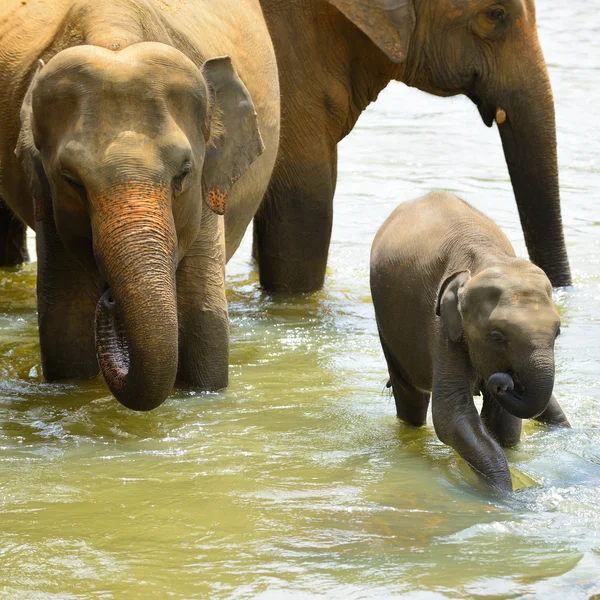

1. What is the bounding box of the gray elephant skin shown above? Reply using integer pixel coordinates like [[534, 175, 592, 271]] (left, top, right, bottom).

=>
[[0, 0, 280, 410], [254, 0, 570, 293], [370, 192, 570, 493]]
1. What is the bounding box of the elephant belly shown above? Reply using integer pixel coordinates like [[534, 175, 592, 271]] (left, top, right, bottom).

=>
[[385, 328, 434, 393], [372, 271, 436, 393]]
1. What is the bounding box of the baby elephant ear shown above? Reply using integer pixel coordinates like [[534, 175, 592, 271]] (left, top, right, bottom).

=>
[[436, 271, 471, 343], [325, 0, 416, 63], [201, 57, 265, 215]]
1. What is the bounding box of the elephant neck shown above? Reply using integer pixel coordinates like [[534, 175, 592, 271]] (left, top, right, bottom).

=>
[[261, 0, 403, 143], [324, 12, 406, 139]]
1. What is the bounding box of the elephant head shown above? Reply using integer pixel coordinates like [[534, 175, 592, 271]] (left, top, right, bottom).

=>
[[17, 42, 264, 410], [324, 0, 569, 287], [437, 262, 561, 419]]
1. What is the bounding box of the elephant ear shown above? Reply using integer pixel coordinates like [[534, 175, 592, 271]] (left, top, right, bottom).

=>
[[201, 56, 265, 215], [325, 0, 416, 63], [436, 270, 471, 343], [15, 59, 50, 223]]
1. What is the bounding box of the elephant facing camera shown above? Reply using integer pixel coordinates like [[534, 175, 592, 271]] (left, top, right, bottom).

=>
[[1, 0, 280, 410], [370, 191, 571, 494]]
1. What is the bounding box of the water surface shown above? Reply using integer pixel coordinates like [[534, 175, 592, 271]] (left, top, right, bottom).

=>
[[1, 2, 600, 598]]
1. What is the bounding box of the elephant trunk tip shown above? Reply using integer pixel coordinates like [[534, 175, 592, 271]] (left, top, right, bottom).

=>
[[487, 371, 552, 420], [95, 287, 175, 412], [488, 372, 515, 396]]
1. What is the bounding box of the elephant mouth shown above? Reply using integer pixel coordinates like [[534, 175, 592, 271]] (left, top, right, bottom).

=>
[[466, 89, 496, 128], [475, 99, 496, 128], [507, 371, 525, 399]]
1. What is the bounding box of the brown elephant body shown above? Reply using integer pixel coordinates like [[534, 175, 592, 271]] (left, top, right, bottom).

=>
[[370, 191, 570, 493], [255, 0, 570, 292], [0, 0, 280, 409]]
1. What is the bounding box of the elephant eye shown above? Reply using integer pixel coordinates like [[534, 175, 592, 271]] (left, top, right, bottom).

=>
[[486, 7, 506, 22], [556, 326, 561, 339], [61, 170, 83, 189], [173, 162, 192, 195], [489, 329, 507, 344], [61, 170, 87, 199]]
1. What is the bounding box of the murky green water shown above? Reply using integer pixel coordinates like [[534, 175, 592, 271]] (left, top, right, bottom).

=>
[[2, 3, 600, 598]]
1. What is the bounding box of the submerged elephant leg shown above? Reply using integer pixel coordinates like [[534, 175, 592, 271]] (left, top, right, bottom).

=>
[[480, 390, 523, 448], [0, 200, 28, 266], [176, 215, 229, 391], [36, 215, 102, 380], [379, 332, 430, 426], [533, 394, 571, 428], [253, 152, 336, 293], [432, 341, 512, 493]]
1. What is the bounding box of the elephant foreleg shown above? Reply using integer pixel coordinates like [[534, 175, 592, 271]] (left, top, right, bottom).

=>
[[533, 394, 571, 428], [252, 146, 337, 293], [432, 340, 512, 493], [176, 218, 229, 391], [0, 199, 28, 266], [36, 217, 101, 380], [480, 389, 523, 448]]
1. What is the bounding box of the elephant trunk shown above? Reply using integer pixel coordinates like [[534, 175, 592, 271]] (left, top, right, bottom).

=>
[[487, 351, 555, 420], [496, 50, 571, 287], [92, 181, 178, 411]]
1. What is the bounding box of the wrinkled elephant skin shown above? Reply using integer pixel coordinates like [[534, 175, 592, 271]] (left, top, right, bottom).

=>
[[0, 0, 280, 410], [256, 0, 570, 291], [371, 192, 570, 494]]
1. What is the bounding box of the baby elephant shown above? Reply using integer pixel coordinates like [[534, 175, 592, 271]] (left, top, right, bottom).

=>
[[370, 192, 570, 493]]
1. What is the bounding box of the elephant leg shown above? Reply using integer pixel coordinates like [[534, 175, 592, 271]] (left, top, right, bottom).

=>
[[379, 332, 429, 426], [0, 199, 29, 266], [432, 340, 512, 493], [480, 390, 523, 448], [533, 394, 571, 428], [176, 219, 229, 391], [36, 216, 101, 380], [252, 150, 336, 293]]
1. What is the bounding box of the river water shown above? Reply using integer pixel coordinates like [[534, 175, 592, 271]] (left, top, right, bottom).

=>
[[1, 3, 599, 599]]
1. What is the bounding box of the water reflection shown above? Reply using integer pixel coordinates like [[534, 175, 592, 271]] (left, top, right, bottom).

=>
[[1, 1, 600, 598]]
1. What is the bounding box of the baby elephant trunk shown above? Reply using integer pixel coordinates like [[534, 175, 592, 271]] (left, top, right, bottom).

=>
[[487, 363, 553, 420]]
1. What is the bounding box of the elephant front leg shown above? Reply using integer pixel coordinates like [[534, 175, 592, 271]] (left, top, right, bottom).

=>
[[252, 148, 337, 293], [0, 200, 29, 266], [176, 226, 229, 391], [481, 390, 523, 448], [432, 341, 512, 493], [36, 219, 101, 380], [533, 394, 571, 428]]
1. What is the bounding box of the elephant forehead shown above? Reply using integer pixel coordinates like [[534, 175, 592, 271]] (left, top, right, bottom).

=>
[[471, 263, 551, 297], [463, 272, 553, 324], [488, 304, 559, 340], [35, 43, 206, 105], [464, 303, 558, 346]]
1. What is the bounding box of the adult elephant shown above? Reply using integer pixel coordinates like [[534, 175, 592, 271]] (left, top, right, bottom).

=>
[[0, 0, 280, 410], [254, 0, 570, 291]]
